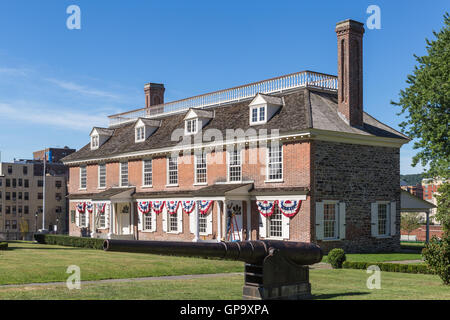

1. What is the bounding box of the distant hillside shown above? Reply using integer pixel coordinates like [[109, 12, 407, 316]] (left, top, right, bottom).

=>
[[400, 173, 424, 186]]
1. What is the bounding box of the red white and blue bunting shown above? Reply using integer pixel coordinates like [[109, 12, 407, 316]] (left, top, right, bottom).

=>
[[181, 200, 196, 214], [97, 203, 107, 214], [199, 200, 213, 215], [138, 201, 151, 214], [86, 202, 94, 214], [167, 200, 180, 215], [151, 201, 165, 215], [256, 200, 277, 217], [278, 200, 302, 217], [76, 202, 86, 213]]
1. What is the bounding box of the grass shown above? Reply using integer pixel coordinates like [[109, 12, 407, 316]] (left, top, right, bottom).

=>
[[0, 269, 448, 300], [0, 241, 243, 285], [322, 252, 423, 263]]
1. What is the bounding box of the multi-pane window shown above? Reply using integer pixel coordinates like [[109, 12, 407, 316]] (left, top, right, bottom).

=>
[[6, 179, 10, 187], [143, 213, 152, 231], [18, 179, 22, 187], [267, 144, 283, 181], [23, 166, 28, 175], [120, 162, 129, 187], [143, 160, 152, 186], [79, 213, 87, 228], [268, 207, 283, 238], [12, 192, 16, 201], [228, 149, 242, 182], [185, 119, 197, 134], [80, 166, 87, 189], [37, 193, 43, 200], [198, 213, 207, 234], [323, 203, 338, 239], [167, 157, 178, 185], [55, 180, 62, 188], [136, 127, 145, 141], [24, 192, 29, 201], [378, 203, 389, 236], [6, 206, 10, 214], [91, 135, 99, 148], [7, 166, 12, 174], [98, 164, 106, 188], [6, 192, 10, 200], [195, 153, 207, 184], [24, 206, 29, 214], [5, 220, 10, 230], [24, 179, 29, 188], [250, 106, 266, 124], [18, 192, 22, 200], [37, 180, 43, 187], [169, 212, 178, 232], [99, 211, 106, 228], [12, 220, 17, 229]]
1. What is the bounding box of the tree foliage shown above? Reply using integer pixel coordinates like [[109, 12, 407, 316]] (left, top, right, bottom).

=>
[[401, 212, 422, 236], [435, 183, 450, 234], [392, 13, 450, 179]]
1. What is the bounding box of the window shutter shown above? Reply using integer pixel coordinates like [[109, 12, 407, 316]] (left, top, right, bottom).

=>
[[390, 201, 396, 236], [137, 211, 143, 231], [315, 202, 324, 240], [259, 214, 267, 239], [339, 202, 346, 240], [75, 210, 79, 227], [162, 209, 167, 233], [206, 212, 213, 235], [189, 211, 195, 234], [177, 207, 183, 234], [105, 205, 110, 229], [151, 211, 157, 232], [371, 202, 378, 237], [281, 214, 290, 240]]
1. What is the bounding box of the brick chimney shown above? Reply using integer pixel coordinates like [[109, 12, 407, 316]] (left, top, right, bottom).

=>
[[144, 83, 165, 108], [336, 19, 364, 127]]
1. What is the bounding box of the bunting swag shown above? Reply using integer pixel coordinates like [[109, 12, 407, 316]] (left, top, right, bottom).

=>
[[138, 201, 151, 214], [278, 200, 302, 217], [76, 202, 86, 213], [97, 203, 107, 214], [151, 201, 165, 214], [256, 200, 277, 217], [167, 200, 180, 215], [86, 202, 94, 214], [181, 201, 196, 214], [199, 200, 213, 215]]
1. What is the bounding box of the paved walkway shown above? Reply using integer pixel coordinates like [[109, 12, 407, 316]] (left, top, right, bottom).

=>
[[0, 272, 244, 289], [384, 259, 423, 264]]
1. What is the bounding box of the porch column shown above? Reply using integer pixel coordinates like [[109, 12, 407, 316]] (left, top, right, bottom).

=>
[[217, 201, 222, 242], [111, 203, 115, 235], [130, 202, 135, 239], [193, 200, 200, 242], [223, 200, 227, 241], [246, 199, 251, 240], [426, 210, 430, 244]]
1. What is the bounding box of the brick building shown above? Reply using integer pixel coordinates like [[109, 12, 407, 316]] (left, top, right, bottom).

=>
[[62, 19, 409, 253]]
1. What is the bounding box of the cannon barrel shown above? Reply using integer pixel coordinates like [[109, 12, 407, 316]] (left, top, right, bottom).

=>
[[103, 239, 322, 266]]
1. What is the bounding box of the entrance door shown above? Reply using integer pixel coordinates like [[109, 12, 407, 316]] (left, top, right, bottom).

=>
[[225, 201, 243, 241], [117, 203, 131, 235]]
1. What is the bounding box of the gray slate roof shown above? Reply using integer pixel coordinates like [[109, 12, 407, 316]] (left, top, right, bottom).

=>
[[62, 88, 408, 163]]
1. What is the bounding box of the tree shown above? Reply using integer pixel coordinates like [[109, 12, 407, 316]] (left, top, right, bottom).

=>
[[401, 212, 422, 238], [435, 183, 450, 235], [392, 13, 449, 179]]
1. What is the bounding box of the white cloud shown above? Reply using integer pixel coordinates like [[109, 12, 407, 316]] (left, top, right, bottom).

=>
[[0, 102, 108, 131], [0, 67, 30, 77], [45, 78, 120, 99]]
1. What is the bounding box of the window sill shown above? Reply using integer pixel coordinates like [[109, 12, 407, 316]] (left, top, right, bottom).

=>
[[165, 184, 179, 188], [78, 188, 87, 191], [98, 187, 106, 190], [194, 183, 208, 186], [264, 179, 284, 183], [141, 230, 155, 233], [141, 185, 153, 189]]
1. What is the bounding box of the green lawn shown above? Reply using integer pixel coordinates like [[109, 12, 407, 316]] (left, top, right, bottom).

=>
[[322, 252, 423, 263], [0, 269, 448, 300], [0, 242, 243, 285]]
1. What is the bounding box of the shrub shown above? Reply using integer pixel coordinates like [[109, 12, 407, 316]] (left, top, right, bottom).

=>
[[34, 234, 104, 250], [342, 261, 431, 275], [0, 242, 8, 250], [422, 235, 450, 285], [328, 248, 346, 269]]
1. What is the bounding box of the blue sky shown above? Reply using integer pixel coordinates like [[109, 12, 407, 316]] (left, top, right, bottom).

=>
[[0, 0, 448, 174]]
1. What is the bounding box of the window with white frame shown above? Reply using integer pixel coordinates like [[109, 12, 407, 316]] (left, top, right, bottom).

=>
[[79, 213, 87, 227], [143, 213, 152, 231], [378, 203, 390, 236], [228, 149, 242, 182], [98, 211, 106, 228], [143, 160, 152, 186], [185, 119, 198, 135], [267, 144, 283, 181], [91, 135, 99, 149], [169, 212, 178, 232], [167, 156, 178, 185], [120, 162, 129, 187], [323, 203, 338, 239], [195, 153, 207, 184], [199, 212, 207, 234], [250, 106, 266, 124], [268, 206, 283, 238], [135, 126, 145, 142], [98, 164, 106, 189], [80, 166, 87, 189]]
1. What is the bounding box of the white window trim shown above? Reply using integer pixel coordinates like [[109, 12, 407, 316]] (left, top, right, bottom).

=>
[[376, 201, 391, 238], [135, 126, 146, 143], [91, 135, 99, 150], [265, 143, 284, 182], [185, 119, 198, 135], [141, 212, 154, 232], [98, 164, 106, 190], [194, 153, 207, 185], [142, 159, 153, 188], [227, 148, 243, 183], [120, 162, 129, 187], [166, 156, 179, 187], [322, 200, 339, 241], [249, 104, 267, 125], [79, 166, 87, 190]]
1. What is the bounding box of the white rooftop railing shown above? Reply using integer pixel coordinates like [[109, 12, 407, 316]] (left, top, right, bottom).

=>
[[109, 70, 337, 127]]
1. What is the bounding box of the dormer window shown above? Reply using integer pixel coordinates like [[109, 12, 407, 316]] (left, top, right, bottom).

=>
[[249, 94, 282, 126], [91, 135, 99, 149], [90, 127, 114, 150], [135, 126, 145, 142], [185, 119, 198, 135]]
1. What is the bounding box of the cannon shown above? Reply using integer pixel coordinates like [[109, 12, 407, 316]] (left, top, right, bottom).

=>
[[103, 239, 323, 300]]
